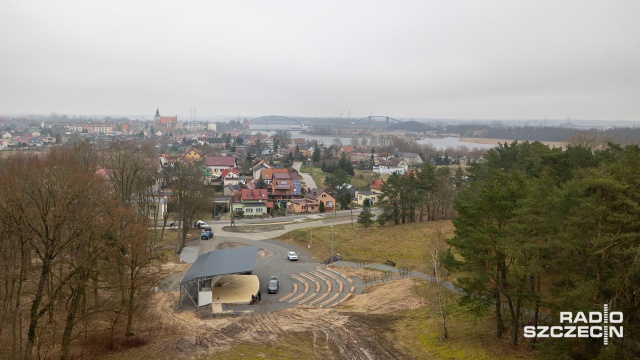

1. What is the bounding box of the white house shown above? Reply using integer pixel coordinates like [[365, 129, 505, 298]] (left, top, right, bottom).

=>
[[373, 165, 406, 175]]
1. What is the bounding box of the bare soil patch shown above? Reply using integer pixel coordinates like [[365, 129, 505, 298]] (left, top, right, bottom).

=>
[[222, 224, 285, 233], [148, 289, 408, 359], [337, 278, 424, 314]]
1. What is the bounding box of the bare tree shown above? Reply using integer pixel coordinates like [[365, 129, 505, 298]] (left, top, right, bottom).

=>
[[273, 130, 292, 147], [165, 161, 209, 252], [350, 136, 360, 148], [360, 136, 369, 150], [1, 146, 106, 360], [430, 247, 448, 339]]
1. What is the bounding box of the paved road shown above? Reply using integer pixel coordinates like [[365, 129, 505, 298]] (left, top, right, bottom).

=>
[[292, 161, 318, 189]]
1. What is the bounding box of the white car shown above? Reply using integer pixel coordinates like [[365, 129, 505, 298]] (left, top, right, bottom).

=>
[[195, 220, 208, 229], [287, 251, 299, 261]]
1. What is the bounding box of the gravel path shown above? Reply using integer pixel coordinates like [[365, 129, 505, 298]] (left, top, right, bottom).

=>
[[292, 161, 318, 189]]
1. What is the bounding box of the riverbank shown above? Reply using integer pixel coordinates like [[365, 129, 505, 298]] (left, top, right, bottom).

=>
[[460, 137, 566, 149]]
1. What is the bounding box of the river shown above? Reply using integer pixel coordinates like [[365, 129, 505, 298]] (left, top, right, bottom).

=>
[[258, 131, 495, 150]]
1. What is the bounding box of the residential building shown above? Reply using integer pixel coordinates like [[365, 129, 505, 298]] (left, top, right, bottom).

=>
[[400, 152, 424, 166], [355, 190, 379, 206], [231, 201, 269, 218], [221, 169, 240, 186], [288, 199, 310, 214], [304, 188, 335, 213], [370, 179, 385, 194], [240, 188, 268, 202], [183, 148, 203, 162], [261, 168, 289, 186], [373, 165, 406, 175], [205, 156, 237, 181], [271, 172, 294, 201]]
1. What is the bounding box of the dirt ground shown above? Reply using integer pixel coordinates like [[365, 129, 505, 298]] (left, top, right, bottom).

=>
[[145, 264, 423, 359]]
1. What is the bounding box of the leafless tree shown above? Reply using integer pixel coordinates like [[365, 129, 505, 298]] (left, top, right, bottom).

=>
[[273, 130, 292, 147], [430, 247, 449, 339]]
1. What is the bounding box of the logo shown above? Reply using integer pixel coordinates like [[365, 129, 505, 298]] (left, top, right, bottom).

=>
[[523, 305, 623, 345]]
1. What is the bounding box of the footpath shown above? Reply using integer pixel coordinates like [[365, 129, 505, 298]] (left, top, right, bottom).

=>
[[331, 261, 463, 294]]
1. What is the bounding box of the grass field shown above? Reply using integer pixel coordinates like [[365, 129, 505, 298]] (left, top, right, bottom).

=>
[[277, 221, 454, 273], [393, 281, 544, 360]]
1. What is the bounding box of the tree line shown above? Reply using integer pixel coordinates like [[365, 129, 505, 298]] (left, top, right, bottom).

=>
[[0, 141, 166, 359], [446, 141, 640, 357], [376, 163, 463, 224]]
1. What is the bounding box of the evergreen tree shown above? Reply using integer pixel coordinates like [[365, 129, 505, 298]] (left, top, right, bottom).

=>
[[255, 174, 267, 189], [339, 192, 351, 210], [338, 152, 355, 175], [324, 168, 349, 190], [319, 200, 325, 213], [357, 204, 374, 227]]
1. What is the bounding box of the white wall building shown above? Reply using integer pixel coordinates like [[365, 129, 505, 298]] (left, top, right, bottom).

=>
[[372, 165, 406, 175]]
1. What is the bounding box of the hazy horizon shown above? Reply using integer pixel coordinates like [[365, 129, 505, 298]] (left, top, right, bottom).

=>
[[1, 1, 639, 121]]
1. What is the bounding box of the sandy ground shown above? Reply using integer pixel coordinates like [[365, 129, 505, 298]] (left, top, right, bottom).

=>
[[148, 264, 421, 359], [460, 137, 566, 148]]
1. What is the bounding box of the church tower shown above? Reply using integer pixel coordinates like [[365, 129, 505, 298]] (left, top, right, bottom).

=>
[[154, 108, 161, 127]]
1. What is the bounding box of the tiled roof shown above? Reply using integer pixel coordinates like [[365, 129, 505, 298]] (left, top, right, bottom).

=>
[[241, 189, 268, 201], [273, 172, 291, 179], [371, 179, 385, 190], [341, 145, 356, 153], [261, 168, 288, 179], [305, 188, 325, 200], [205, 156, 236, 167], [221, 169, 239, 178]]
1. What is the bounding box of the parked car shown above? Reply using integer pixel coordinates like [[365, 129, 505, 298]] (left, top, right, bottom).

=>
[[267, 276, 279, 294], [195, 220, 208, 229], [201, 230, 213, 240], [287, 251, 299, 261]]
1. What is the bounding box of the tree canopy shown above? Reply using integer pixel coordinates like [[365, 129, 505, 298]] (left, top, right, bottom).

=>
[[447, 141, 640, 355]]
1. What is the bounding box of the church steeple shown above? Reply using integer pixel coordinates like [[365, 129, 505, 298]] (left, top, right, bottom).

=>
[[155, 108, 160, 117]]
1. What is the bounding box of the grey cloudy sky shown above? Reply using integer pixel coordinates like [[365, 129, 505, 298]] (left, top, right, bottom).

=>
[[1, 1, 639, 120]]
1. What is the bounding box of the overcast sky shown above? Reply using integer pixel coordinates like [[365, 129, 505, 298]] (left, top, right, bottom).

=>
[[1, 1, 639, 121]]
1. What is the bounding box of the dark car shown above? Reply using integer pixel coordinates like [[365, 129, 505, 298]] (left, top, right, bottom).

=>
[[201, 230, 213, 240], [267, 276, 279, 294]]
